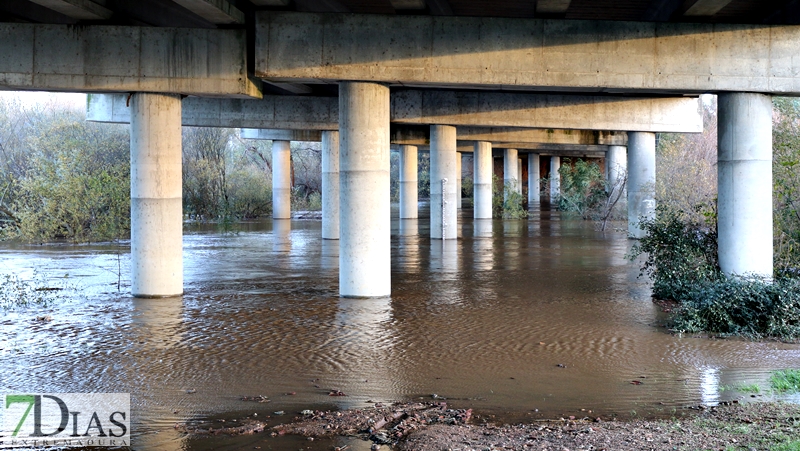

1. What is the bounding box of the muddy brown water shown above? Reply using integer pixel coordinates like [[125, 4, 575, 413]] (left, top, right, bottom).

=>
[[2, 205, 799, 450]]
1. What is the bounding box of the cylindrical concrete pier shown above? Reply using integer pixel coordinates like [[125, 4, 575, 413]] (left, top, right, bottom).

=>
[[627, 132, 656, 238], [503, 148, 518, 200], [606, 145, 627, 193], [718, 93, 773, 278], [130, 93, 183, 298], [517, 157, 523, 195], [456, 152, 462, 209], [272, 140, 292, 220], [430, 124, 458, 240], [399, 144, 419, 219], [550, 156, 561, 200], [528, 153, 540, 205], [339, 82, 391, 297], [322, 130, 339, 240], [474, 141, 493, 219]]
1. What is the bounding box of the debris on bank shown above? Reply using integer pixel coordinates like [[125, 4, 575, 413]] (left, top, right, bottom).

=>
[[274, 402, 472, 445]]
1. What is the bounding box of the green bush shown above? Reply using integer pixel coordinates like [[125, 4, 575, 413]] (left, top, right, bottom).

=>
[[490, 175, 527, 219], [631, 205, 720, 301], [557, 159, 607, 217]]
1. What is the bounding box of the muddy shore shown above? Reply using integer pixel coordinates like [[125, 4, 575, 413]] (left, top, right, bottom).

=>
[[178, 401, 800, 450]]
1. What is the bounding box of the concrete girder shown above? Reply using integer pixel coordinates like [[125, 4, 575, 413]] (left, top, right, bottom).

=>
[[88, 92, 700, 133], [399, 143, 608, 157], [27, 0, 112, 20], [170, 0, 245, 24], [256, 11, 800, 95], [241, 129, 323, 141], [0, 24, 260, 98]]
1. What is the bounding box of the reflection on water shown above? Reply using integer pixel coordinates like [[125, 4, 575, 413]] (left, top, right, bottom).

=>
[[1, 207, 800, 451]]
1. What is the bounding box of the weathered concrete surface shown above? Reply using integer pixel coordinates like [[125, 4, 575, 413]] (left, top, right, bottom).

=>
[[130, 93, 183, 298], [390, 92, 701, 132], [272, 140, 292, 220], [606, 145, 627, 192], [257, 12, 800, 95], [321, 130, 340, 240], [627, 132, 656, 238], [241, 129, 323, 141], [504, 148, 519, 200], [430, 125, 458, 240], [550, 156, 561, 199], [89, 92, 698, 132], [718, 93, 773, 278], [339, 82, 391, 297], [0, 24, 260, 98], [399, 145, 419, 219], [457, 153, 463, 209], [88, 94, 337, 130], [473, 141, 493, 219], [528, 153, 541, 204]]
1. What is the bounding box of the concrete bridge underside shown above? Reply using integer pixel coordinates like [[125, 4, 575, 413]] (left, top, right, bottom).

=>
[[0, 2, 784, 297]]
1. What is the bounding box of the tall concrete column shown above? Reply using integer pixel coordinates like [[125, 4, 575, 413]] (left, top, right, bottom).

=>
[[528, 153, 540, 205], [606, 145, 627, 192], [718, 93, 773, 278], [517, 158, 523, 195], [503, 148, 518, 200], [456, 152, 463, 209], [550, 156, 561, 200], [339, 82, 391, 297], [272, 140, 292, 220], [130, 93, 183, 298], [627, 132, 656, 238], [399, 144, 419, 219], [322, 130, 340, 239], [430, 124, 458, 240], [474, 141, 493, 219]]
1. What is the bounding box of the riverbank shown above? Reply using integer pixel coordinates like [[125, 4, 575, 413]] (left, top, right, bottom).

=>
[[180, 401, 800, 450]]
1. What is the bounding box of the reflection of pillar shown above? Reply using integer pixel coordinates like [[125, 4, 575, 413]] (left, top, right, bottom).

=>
[[399, 145, 418, 219], [550, 156, 561, 200], [273, 219, 291, 253], [430, 125, 458, 240], [528, 153, 540, 205], [130, 93, 183, 298], [339, 82, 391, 297], [606, 145, 627, 194], [627, 132, 656, 238], [718, 93, 773, 277], [322, 131, 340, 239], [272, 140, 292, 220], [474, 218, 492, 238], [503, 148, 518, 200], [473, 141, 493, 219], [456, 152, 462, 209], [398, 219, 418, 236]]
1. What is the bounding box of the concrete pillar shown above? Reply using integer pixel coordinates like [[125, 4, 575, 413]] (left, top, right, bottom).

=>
[[718, 93, 773, 278], [503, 148, 518, 200], [272, 140, 291, 219], [130, 93, 183, 298], [399, 144, 419, 219], [430, 124, 458, 240], [606, 145, 627, 193], [627, 132, 656, 238], [322, 130, 340, 239], [517, 158, 523, 195], [550, 156, 561, 200], [456, 152, 463, 209], [474, 141, 493, 219], [339, 82, 391, 297], [528, 153, 540, 205]]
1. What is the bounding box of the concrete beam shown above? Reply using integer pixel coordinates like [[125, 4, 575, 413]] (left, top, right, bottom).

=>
[[391, 91, 701, 132], [170, 0, 245, 24], [256, 11, 800, 95], [241, 129, 323, 141], [88, 94, 336, 129], [0, 24, 260, 98], [391, 125, 626, 146], [27, 0, 112, 20], [89, 92, 698, 132], [395, 143, 608, 157]]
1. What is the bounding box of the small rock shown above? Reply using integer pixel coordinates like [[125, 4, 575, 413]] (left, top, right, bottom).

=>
[[557, 364, 567, 368], [370, 444, 380, 451], [300, 410, 314, 415], [185, 389, 196, 394], [273, 411, 285, 415]]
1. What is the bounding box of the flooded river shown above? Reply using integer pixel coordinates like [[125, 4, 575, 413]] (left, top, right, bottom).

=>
[[2, 205, 799, 450]]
